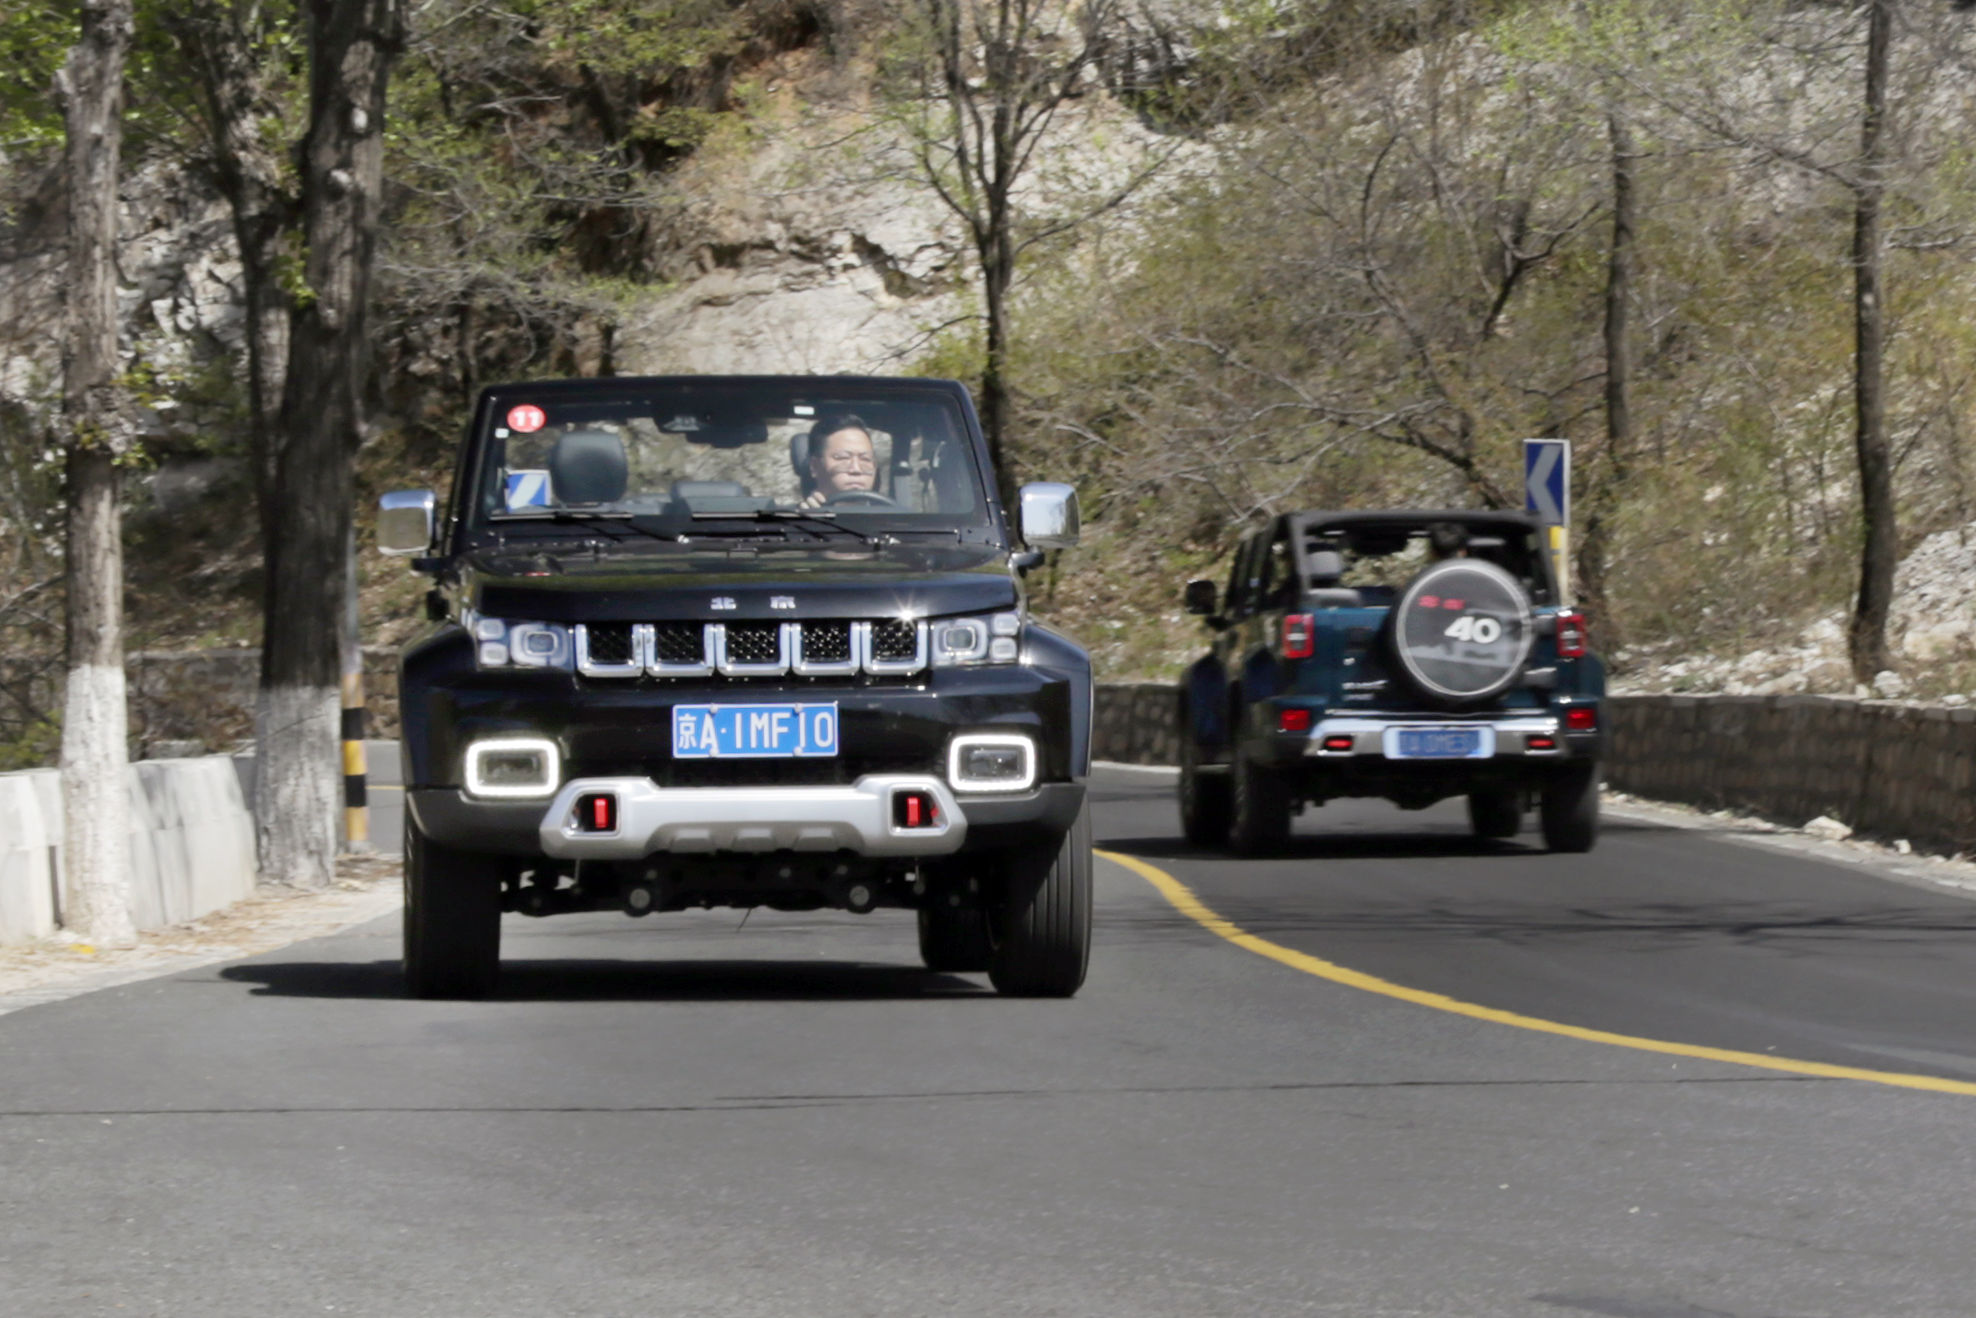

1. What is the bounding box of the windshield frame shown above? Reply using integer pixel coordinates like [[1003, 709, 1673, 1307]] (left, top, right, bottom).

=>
[[444, 376, 1007, 558]]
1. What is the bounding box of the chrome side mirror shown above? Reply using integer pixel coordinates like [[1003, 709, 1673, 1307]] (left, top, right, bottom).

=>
[[378, 489, 436, 557], [1018, 482, 1080, 551]]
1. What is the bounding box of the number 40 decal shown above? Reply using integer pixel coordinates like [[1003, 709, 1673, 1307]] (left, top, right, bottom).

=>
[[1444, 615, 1502, 644]]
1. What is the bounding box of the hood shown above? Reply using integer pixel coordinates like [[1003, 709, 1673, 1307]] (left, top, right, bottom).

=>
[[465, 544, 1020, 622]]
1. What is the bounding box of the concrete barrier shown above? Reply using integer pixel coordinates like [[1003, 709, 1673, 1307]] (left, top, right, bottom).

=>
[[0, 758, 258, 946]]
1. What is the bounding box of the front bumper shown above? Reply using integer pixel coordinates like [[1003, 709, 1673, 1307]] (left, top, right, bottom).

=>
[[408, 781, 1086, 858], [539, 774, 968, 860]]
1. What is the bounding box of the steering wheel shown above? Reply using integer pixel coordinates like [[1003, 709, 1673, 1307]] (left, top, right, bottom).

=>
[[824, 489, 901, 508]]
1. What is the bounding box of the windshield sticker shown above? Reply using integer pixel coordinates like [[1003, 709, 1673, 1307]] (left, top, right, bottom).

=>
[[793, 405, 814, 416], [505, 469, 551, 510], [507, 404, 547, 433]]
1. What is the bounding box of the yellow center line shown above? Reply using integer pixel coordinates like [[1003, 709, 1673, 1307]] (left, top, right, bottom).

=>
[[1096, 847, 1976, 1098]]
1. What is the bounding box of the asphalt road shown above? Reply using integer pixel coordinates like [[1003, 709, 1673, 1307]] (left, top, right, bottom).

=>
[[6, 767, 1976, 1317]]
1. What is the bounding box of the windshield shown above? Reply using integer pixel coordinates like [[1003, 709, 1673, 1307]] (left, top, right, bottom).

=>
[[461, 380, 992, 542]]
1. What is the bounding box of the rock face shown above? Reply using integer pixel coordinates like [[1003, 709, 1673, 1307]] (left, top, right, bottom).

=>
[[615, 119, 970, 377], [0, 161, 245, 445]]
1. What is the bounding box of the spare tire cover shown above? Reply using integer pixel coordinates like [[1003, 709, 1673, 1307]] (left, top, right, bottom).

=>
[[1389, 558, 1535, 705]]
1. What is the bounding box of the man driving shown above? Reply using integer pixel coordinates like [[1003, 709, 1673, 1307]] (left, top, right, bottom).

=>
[[801, 416, 881, 507]]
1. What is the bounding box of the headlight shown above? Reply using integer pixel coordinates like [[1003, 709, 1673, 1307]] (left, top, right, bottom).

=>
[[929, 612, 1022, 667], [465, 611, 573, 670]]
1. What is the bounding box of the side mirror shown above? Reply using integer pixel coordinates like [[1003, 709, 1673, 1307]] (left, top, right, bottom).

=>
[[378, 489, 436, 557], [1018, 481, 1080, 550], [1184, 579, 1218, 616]]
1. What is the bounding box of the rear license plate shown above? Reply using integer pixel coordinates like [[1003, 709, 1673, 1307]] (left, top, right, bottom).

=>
[[672, 703, 839, 759], [1385, 727, 1494, 759]]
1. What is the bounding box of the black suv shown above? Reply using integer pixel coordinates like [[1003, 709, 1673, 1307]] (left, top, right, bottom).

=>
[[377, 376, 1093, 999], [1178, 510, 1605, 854]]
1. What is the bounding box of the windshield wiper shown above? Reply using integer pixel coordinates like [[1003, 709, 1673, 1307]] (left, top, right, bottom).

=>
[[488, 508, 681, 548], [689, 507, 887, 548]]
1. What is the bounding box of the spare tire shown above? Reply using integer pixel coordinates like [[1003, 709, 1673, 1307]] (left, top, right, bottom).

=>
[[1387, 558, 1535, 707]]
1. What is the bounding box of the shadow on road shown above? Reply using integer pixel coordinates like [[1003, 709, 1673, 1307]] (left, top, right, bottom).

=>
[[220, 959, 992, 1002]]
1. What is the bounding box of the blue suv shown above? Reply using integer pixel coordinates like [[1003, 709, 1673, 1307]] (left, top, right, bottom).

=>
[[1178, 510, 1605, 854]]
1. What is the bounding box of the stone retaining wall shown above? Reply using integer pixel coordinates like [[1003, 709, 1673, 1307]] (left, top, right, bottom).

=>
[[1092, 683, 1182, 767], [0, 758, 259, 945], [1601, 694, 1976, 855]]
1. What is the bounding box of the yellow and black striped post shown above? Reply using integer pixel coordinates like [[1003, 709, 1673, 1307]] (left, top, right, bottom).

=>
[[341, 669, 369, 849]]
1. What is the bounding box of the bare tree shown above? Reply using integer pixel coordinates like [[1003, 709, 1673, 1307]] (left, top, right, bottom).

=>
[[256, 0, 406, 888], [1578, 104, 1638, 640], [157, 1, 301, 517], [894, 0, 1167, 488], [55, 0, 137, 945], [1847, 0, 1896, 683]]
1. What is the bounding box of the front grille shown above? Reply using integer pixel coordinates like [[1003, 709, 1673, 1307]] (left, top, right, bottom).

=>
[[801, 621, 853, 664], [725, 622, 783, 665], [870, 619, 918, 662], [575, 618, 930, 679], [651, 622, 705, 665], [586, 623, 636, 666]]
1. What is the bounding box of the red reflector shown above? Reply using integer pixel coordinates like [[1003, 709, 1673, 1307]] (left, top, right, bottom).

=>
[[1555, 610, 1588, 659], [894, 790, 939, 830], [1322, 735, 1356, 752], [576, 793, 616, 833], [1279, 708, 1312, 733], [1528, 735, 1558, 751], [1281, 614, 1315, 660], [1566, 707, 1598, 731]]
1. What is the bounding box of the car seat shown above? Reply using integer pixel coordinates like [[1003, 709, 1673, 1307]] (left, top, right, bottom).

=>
[[549, 430, 628, 505]]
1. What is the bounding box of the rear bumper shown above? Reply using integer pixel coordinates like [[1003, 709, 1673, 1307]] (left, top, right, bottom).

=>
[[1300, 713, 1599, 760]]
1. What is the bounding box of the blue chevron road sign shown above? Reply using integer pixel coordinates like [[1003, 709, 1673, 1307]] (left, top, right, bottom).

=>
[[1523, 439, 1570, 525]]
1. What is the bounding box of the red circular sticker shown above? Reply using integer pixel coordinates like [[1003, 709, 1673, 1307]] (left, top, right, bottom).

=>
[[506, 404, 546, 433]]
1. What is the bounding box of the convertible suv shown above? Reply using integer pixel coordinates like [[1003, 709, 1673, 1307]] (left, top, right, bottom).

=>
[[1177, 510, 1605, 854], [377, 376, 1093, 999]]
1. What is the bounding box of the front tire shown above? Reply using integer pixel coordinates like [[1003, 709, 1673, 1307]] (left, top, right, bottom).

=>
[[1467, 788, 1522, 839], [1178, 722, 1232, 848], [1539, 765, 1600, 853], [403, 814, 504, 999], [918, 904, 992, 973], [987, 799, 1092, 997], [1228, 752, 1293, 856]]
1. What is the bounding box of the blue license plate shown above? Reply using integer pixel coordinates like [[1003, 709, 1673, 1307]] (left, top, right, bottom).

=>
[[672, 703, 839, 759], [1388, 727, 1492, 759]]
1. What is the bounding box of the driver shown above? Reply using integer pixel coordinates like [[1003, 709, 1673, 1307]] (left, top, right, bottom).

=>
[[801, 416, 881, 507]]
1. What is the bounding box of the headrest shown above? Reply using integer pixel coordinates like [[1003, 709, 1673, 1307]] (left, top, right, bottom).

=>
[[789, 429, 813, 481], [1306, 549, 1345, 585], [670, 480, 747, 502], [549, 430, 627, 505]]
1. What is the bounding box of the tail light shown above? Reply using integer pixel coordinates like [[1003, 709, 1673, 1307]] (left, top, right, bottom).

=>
[[1278, 708, 1312, 733], [1555, 610, 1587, 659], [1565, 706, 1599, 731], [1281, 613, 1315, 660]]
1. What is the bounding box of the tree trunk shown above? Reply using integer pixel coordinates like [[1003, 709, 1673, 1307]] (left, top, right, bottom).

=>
[[980, 239, 1015, 512], [57, 0, 138, 947], [1579, 106, 1637, 646], [257, 0, 405, 888], [1848, 0, 1895, 686]]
